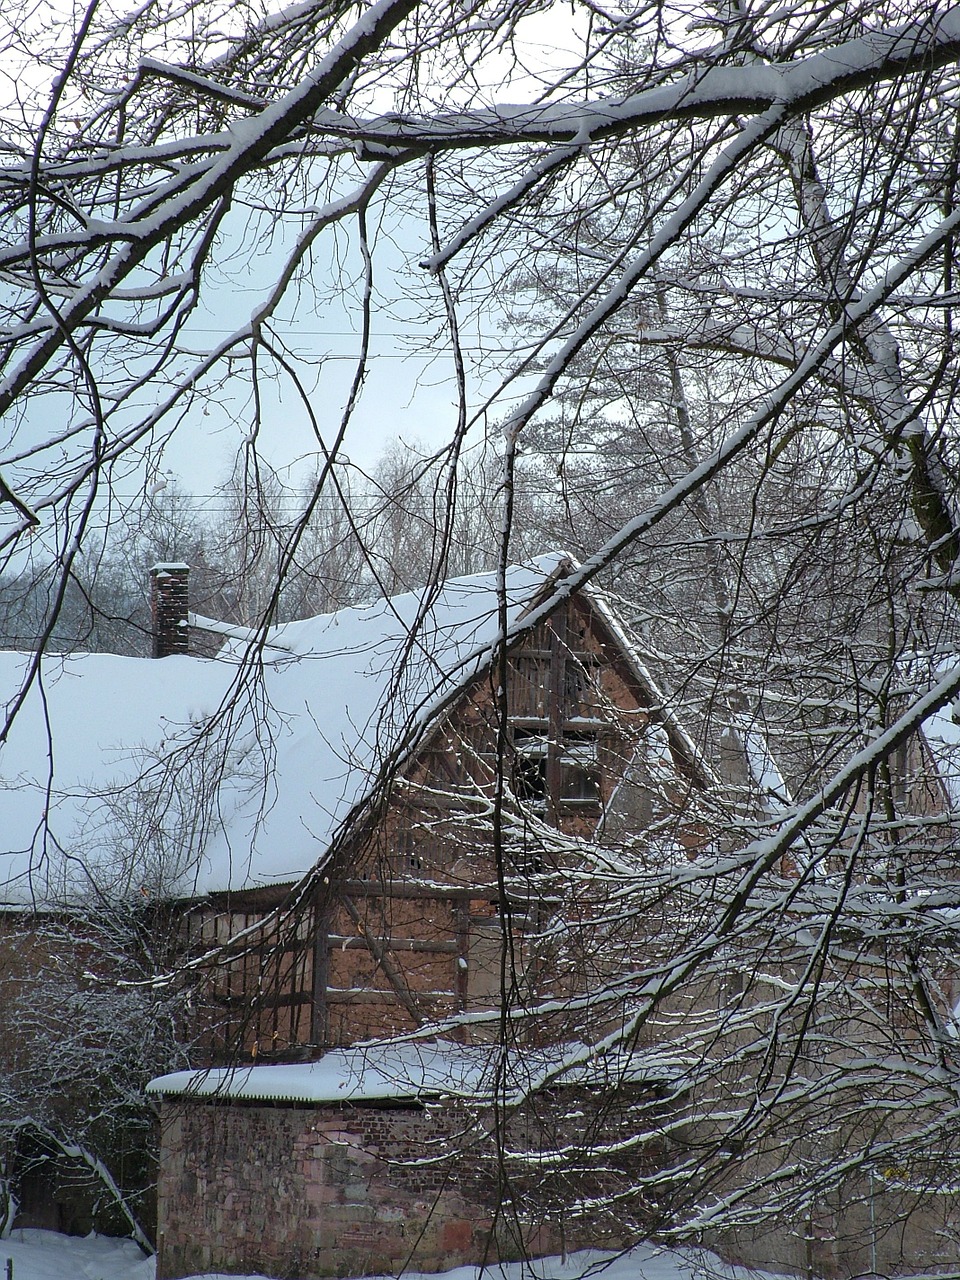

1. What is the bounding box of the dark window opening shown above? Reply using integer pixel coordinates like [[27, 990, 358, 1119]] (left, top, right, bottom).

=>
[[512, 729, 601, 810], [563, 655, 600, 717], [513, 730, 548, 806], [561, 762, 600, 802], [559, 733, 600, 805]]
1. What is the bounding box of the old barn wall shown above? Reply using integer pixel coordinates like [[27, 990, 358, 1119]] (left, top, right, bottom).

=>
[[156, 1098, 493, 1280], [154, 1077, 667, 1280]]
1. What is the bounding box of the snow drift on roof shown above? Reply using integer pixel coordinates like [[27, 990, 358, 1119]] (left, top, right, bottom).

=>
[[922, 694, 960, 810], [0, 555, 566, 906], [735, 716, 792, 811]]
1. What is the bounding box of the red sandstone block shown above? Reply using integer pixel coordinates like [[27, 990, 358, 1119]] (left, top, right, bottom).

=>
[[307, 1185, 337, 1205], [441, 1220, 474, 1253]]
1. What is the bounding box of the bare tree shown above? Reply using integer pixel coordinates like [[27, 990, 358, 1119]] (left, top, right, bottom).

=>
[[4, 0, 960, 1267]]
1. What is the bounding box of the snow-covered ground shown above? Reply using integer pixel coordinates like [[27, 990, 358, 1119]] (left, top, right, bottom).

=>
[[0, 1229, 788, 1280], [0, 1229, 155, 1280]]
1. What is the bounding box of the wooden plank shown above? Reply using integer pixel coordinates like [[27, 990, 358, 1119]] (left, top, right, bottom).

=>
[[312, 901, 331, 1046], [325, 988, 456, 1005], [339, 878, 490, 901], [327, 934, 459, 954]]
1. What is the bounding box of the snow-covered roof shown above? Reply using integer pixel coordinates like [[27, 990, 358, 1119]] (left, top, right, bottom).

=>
[[586, 587, 710, 785], [3, 552, 649, 907], [921, 696, 960, 810], [146, 1039, 680, 1105], [728, 679, 960, 827], [734, 715, 792, 812]]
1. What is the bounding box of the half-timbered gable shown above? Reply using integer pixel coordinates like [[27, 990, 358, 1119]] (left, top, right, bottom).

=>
[[177, 566, 710, 1063]]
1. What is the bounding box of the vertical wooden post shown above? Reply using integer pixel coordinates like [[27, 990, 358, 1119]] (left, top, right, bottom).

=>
[[454, 894, 470, 1038], [311, 896, 331, 1048], [545, 605, 567, 823]]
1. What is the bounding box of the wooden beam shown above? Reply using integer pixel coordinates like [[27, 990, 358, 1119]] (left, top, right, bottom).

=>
[[325, 988, 456, 1005], [338, 893, 424, 1024], [327, 934, 459, 954]]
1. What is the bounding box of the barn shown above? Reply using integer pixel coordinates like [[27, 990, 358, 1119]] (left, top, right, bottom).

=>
[[1, 552, 710, 1275]]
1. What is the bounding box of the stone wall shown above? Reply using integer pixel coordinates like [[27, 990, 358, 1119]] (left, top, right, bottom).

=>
[[706, 1172, 960, 1279], [156, 1098, 496, 1280], [159, 1076, 960, 1280]]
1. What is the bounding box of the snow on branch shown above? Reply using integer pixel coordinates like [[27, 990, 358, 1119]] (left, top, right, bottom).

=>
[[303, 12, 960, 151]]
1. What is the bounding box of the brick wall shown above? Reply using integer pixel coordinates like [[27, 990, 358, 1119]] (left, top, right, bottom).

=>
[[154, 1079, 666, 1280], [150, 564, 189, 659], [156, 1098, 497, 1279]]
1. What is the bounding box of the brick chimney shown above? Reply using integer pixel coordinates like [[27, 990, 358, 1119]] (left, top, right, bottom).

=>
[[150, 563, 190, 658]]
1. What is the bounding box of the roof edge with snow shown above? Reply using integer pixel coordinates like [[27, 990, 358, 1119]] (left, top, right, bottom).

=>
[[147, 1040, 683, 1106]]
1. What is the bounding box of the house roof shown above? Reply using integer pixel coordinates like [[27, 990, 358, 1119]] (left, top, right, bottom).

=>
[[1, 552, 698, 909], [919, 696, 960, 810], [0, 556, 566, 906]]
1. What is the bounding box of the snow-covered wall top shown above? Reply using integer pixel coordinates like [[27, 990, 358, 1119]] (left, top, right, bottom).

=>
[[146, 1038, 678, 1105], [147, 1041, 491, 1104], [0, 555, 567, 907]]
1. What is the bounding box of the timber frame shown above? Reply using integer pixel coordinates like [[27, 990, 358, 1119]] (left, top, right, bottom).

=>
[[178, 575, 711, 1065]]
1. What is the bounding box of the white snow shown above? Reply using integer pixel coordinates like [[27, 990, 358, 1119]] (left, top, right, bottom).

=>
[[147, 1039, 679, 1106], [0, 557, 567, 906], [0, 1228, 154, 1280], [0, 1227, 802, 1280], [147, 1041, 487, 1104], [921, 693, 960, 809], [736, 718, 792, 811]]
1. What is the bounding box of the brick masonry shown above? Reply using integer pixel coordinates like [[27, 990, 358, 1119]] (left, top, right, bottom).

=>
[[150, 564, 189, 659], [156, 1098, 506, 1280]]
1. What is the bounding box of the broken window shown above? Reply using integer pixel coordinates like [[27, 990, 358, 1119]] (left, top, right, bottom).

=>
[[513, 730, 548, 806], [512, 729, 601, 809], [559, 734, 600, 803]]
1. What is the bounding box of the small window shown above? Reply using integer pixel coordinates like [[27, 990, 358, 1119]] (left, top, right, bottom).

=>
[[561, 763, 600, 802], [560, 734, 600, 804], [513, 730, 547, 806], [512, 729, 601, 809]]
